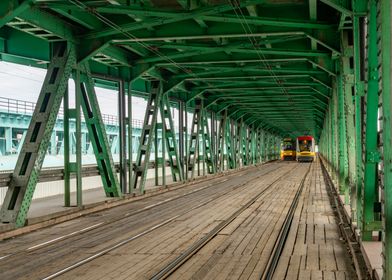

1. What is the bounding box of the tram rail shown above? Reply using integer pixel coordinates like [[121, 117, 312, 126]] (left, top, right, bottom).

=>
[[0, 162, 288, 280]]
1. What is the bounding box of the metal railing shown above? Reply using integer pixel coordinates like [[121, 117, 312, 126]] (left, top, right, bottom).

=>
[[0, 96, 144, 128]]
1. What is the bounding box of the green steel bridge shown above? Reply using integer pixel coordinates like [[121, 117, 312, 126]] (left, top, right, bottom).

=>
[[0, 96, 146, 158], [0, 0, 390, 278]]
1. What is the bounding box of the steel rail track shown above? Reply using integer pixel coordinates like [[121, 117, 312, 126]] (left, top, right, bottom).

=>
[[319, 158, 370, 280], [150, 163, 305, 280], [0, 164, 279, 262], [260, 163, 311, 280], [38, 162, 290, 280]]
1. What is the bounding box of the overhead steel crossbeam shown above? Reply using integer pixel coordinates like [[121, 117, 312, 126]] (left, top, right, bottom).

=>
[[0, 0, 339, 139]]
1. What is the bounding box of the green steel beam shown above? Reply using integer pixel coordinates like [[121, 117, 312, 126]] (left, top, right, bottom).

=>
[[81, 1, 272, 39], [380, 0, 392, 277], [160, 94, 183, 182], [79, 63, 122, 198], [200, 107, 216, 174], [131, 80, 162, 193], [0, 42, 75, 227], [361, 0, 380, 240], [341, 31, 357, 209], [0, 0, 32, 28], [320, 0, 353, 15], [186, 99, 203, 179]]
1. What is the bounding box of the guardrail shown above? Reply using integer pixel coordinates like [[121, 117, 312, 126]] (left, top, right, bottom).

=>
[[0, 96, 144, 128], [0, 161, 171, 188]]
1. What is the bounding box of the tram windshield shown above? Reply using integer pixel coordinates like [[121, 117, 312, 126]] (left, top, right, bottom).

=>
[[298, 139, 312, 152], [282, 141, 295, 151]]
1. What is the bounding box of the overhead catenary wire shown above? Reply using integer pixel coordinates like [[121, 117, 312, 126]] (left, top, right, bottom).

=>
[[228, 0, 300, 133], [68, 0, 284, 131]]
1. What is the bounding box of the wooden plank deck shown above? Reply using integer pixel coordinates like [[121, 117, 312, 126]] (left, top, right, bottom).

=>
[[0, 160, 358, 280], [273, 159, 357, 279]]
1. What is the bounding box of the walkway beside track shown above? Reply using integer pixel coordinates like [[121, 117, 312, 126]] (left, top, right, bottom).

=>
[[0, 160, 356, 280], [274, 160, 356, 279]]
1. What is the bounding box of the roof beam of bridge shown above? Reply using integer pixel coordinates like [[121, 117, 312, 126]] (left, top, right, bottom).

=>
[[71, 0, 273, 39]]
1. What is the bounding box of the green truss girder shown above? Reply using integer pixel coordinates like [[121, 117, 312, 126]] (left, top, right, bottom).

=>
[[131, 80, 162, 193], [80, 1, 275, 39], [216, 110, 227, 172], [200, 108, 216, 174], [380, 0, 392, 277], [361, 0, 380, 239], [186, 99, 202, 179], [0, 1, 337, 142], [79, 63, 122, 198], [0, 42, 75, 227], [241, 121, 248, 166], [160, 94, 184, 182], [225, 118, 235, 169]]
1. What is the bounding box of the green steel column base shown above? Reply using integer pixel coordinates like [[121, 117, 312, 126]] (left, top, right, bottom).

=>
[[362, 231, 373, 241], [344, 188, 350, 205]]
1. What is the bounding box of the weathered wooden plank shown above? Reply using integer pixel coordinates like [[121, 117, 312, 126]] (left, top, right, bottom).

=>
[[323, 271, 337, 280], [285, 255, 302, 279], [311, 269, 323, 280]]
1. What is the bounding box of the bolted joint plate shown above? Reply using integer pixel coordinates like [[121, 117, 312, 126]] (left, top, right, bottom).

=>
[[366, 150, 381, 163]]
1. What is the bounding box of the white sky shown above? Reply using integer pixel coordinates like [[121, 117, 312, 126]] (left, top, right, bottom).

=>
[[0, 61, 147, 119], [0, 61, 197, 131]]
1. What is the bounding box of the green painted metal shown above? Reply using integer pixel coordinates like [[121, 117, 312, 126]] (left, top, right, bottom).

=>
[[353, 0, 366, 228], [337, 66, 348, 200], [225, 117, 235, 169], [362, 0, 380, 240], [160, 94, 183, 182], [0, 42, 75, 227], [380, 0, 392, 277], [154, 122, 165, 187], [78, 63, 121, 198], [186, 99, 202, 179], [217, 111, 227, 172], [64, 70, 83, 207], [200, 108, 216, 174], [241, 121, 248, 166], [0, 1, 336, 138], [4, 2, 392, 263], [127, 81, 133, 194], [131, 80, 162, 192], [341, 31, 357, 211], [63, 87, 71, 207]]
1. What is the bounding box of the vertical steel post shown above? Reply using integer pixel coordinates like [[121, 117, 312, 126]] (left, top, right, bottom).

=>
[[200, 108, 216, 174], [4, 128, 12, 154], [353, 0, 367, 226], [186, 99, 202, 179], [184, 103, 188, 180], [154, 122, 160, 186], [337, 69, 348, 199], [217, 111, 227, 171], [362, 0, 381, 240], [74, 69, 82, 207], [333, 81, 340, 183], [236, 120, 241, 167], [341, 31, 357, 206], [63, 87, 70, 207], [225, 117, 235, 169], [127, 82, 133, 193], [179, 101, 185, 179], [380, 0, 392, 276], [119, 80, 127, 193]]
